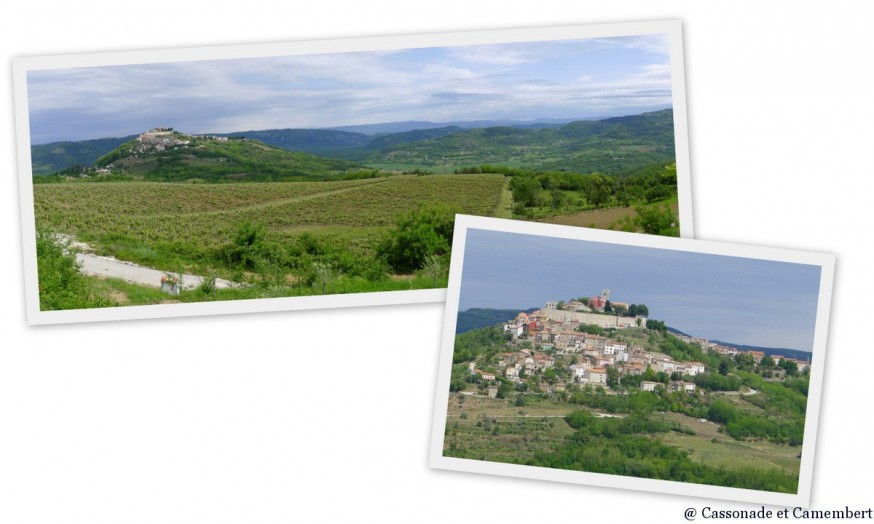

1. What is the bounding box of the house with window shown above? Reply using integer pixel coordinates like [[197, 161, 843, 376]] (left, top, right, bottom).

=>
[[670, 381, 696, 393], [586, 367, 608, 385], [641, 380, 659, 392], [684, 362, 706, 376], [604, 341, 627, 355]]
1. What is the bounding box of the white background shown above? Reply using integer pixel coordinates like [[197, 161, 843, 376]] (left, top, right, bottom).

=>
[[1, 1, 872, 522]]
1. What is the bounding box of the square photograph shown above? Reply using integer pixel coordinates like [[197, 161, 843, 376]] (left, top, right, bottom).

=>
[[430, 216, 834, 506], [14, 21, 691, 324]]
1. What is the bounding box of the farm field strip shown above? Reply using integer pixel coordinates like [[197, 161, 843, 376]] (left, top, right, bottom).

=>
[[34, 173, 507, 263], [33, 178, 385, 217], [540, 199, 680, 229], [446, 395, 801, 479]]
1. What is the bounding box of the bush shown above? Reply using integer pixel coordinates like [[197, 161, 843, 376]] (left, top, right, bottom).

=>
[[635, 205, 679, 236], [378, 203, 456, 273], [35, 230, 114, 310]]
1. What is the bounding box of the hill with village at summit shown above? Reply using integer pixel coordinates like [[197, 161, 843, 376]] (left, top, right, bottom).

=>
[[31, 109, 675, 177], [445, 289, 811, 494], [32, 110, 683, 311], [67, 128, 361, 182]]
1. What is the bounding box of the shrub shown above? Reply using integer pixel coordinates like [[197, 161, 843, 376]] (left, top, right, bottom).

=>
[[35, 230, 114, 310], [378, 203, 456, 273]]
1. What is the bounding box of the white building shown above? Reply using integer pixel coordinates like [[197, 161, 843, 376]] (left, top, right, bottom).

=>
[[641, 381, 659, 392], [604, 342, 627, 355]]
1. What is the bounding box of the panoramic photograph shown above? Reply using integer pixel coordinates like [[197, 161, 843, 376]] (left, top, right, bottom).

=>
[[18, 24, 688, 315], [431, 219, 833, 504]]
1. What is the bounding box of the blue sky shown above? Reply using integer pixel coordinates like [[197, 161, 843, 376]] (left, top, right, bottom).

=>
[[27, 35, 672, 144], [457, 229, 823, 352]]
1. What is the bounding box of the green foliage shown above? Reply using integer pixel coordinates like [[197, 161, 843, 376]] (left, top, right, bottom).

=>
[[646, 319, 668, 333], [220, 221, 274, 271], [422, 254, 446, 288], [33, 174, 505, 304], [377, 109, 676, 175], [452, 326, 509, 364], [779, 358, 799, 376], [694, 372, 742, 392], [530, 412, 799, 493], [449, 364, 469, 392], [576, 323, 606, 336], [606, 366, 621, 388], [31, 135, 137, 176], [635, 204, 679, 236], [627, 303, 649, 317], [705, 378, 807, 445], [378, 203, 456, 273], [35, 230, 115, 310], [91, 133, 361, 182]]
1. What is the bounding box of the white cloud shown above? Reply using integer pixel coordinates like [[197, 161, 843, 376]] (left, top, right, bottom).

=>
[[27, 36, 676, 142]]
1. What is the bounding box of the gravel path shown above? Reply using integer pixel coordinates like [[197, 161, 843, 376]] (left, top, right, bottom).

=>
[[58, 235, 239, 290], [75, 252, 238, 290]]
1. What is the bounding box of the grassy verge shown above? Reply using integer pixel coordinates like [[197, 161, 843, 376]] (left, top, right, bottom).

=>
[[82, 272, 450, 308]]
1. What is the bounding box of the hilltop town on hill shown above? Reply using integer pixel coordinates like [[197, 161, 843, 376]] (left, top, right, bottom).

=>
[[459, 289, 810, 399]]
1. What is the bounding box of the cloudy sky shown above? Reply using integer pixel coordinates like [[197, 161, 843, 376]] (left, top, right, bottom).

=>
[[27, 34, 672, 144], [457, 229, 823, 352]]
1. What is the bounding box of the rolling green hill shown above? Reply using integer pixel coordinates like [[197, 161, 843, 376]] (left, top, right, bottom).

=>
[[219, 128, 371, 152], [88, 129, 362, 182], [369, 109, 675, 175], [363, 126, 465, 150], [31, 135, 137, 175], [29, 110, 674, 177]]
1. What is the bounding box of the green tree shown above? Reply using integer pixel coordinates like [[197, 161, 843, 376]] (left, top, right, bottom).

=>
[[550, 188, 566, 209], [606, 367, 621, 388], [635, 205, 679, 236], [378, 204, 456, 273], [582, 173, 612, 207], [779, 359, 799, 376], [508, 175, 542, 207]]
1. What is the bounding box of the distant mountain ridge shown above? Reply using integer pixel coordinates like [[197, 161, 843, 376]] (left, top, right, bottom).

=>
[[219, 128, 371, 152], [324, 117, 584, 135], [370, 109, 675, 175], [31, 135, 137, 175], [31, 109, 674, 176]]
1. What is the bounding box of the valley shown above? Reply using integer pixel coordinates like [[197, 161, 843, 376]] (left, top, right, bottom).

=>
[[31, 110, 682, 309]]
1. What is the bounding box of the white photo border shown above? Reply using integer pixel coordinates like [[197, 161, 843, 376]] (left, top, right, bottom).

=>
[[429, 215, 834, 507], [14, 20, 692, 325]]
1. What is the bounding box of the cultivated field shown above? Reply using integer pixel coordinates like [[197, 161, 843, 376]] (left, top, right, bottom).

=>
[[445, 394, 577, 463], [34, 173, 505, 273], [445, 393, 800, 478], [542, 199, 681, 230]]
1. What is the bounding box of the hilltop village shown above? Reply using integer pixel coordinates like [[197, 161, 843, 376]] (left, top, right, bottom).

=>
[[447, 290, 812, 493], [460, 289, 810, 399]]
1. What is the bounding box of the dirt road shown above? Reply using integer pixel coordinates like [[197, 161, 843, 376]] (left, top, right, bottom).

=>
[[59, 235, 238, 290], [75, 252, 238, 290]]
